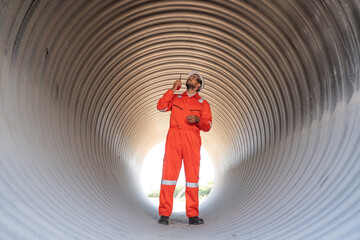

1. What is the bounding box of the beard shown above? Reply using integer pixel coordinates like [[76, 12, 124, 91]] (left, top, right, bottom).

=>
[[186, 82, 195, 90]]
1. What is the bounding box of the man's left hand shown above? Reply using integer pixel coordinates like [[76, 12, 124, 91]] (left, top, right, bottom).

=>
[[186, 115, 200, 124]]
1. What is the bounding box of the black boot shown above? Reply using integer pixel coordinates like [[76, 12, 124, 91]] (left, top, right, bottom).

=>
[[189, 216, 204, 225], [158, 215, 169, 225]]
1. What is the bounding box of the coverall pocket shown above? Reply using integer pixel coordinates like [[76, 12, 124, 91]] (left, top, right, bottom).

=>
[[190, 109, 201, 117]]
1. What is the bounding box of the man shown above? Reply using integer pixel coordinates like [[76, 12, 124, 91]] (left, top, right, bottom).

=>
[[157, 70, 212, 225]]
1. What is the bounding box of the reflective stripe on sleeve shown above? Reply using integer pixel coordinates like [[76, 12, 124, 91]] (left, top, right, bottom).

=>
[[186, 182, 199, 188], [161, 180, 177, 185], [158, 107, 168, 112], [209, 121, 212, 128]]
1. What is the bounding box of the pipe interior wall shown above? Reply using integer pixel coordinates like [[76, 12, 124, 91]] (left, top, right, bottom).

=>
[[1, 1, 360, 239]]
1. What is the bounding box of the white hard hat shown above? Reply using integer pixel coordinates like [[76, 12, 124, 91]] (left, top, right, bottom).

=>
[[188, 70, 204, 92]]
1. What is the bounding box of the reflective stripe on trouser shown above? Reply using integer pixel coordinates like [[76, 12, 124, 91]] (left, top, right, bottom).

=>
[[161, 180, 177, 185], [186, 182, 199, 188], [159, 128, 201, 218]]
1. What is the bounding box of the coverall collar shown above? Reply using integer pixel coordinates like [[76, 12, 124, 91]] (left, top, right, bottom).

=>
[[183, 91, 200, 99]]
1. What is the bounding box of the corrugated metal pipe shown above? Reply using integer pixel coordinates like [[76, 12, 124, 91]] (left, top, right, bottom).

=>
[[1, 1, 359, 239]]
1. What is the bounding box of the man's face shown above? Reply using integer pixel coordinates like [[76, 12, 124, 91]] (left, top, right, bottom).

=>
[[186, 74, 200, 90]]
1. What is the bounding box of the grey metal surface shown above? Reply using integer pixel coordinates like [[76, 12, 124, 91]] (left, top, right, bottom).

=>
[[1, 0, 359, 239]]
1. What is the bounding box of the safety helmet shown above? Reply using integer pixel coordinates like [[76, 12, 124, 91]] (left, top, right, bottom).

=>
[[188, 70, 204, 92]]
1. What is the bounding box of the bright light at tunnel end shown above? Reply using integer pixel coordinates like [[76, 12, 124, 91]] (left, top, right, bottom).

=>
[[141, 141, 214, 212]]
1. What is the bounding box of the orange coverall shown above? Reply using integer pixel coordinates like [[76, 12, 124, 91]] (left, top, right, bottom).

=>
[[157, 89, 212, 217]]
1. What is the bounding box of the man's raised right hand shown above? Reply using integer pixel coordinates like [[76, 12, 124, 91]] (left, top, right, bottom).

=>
[[171, 80, 182, 92]]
